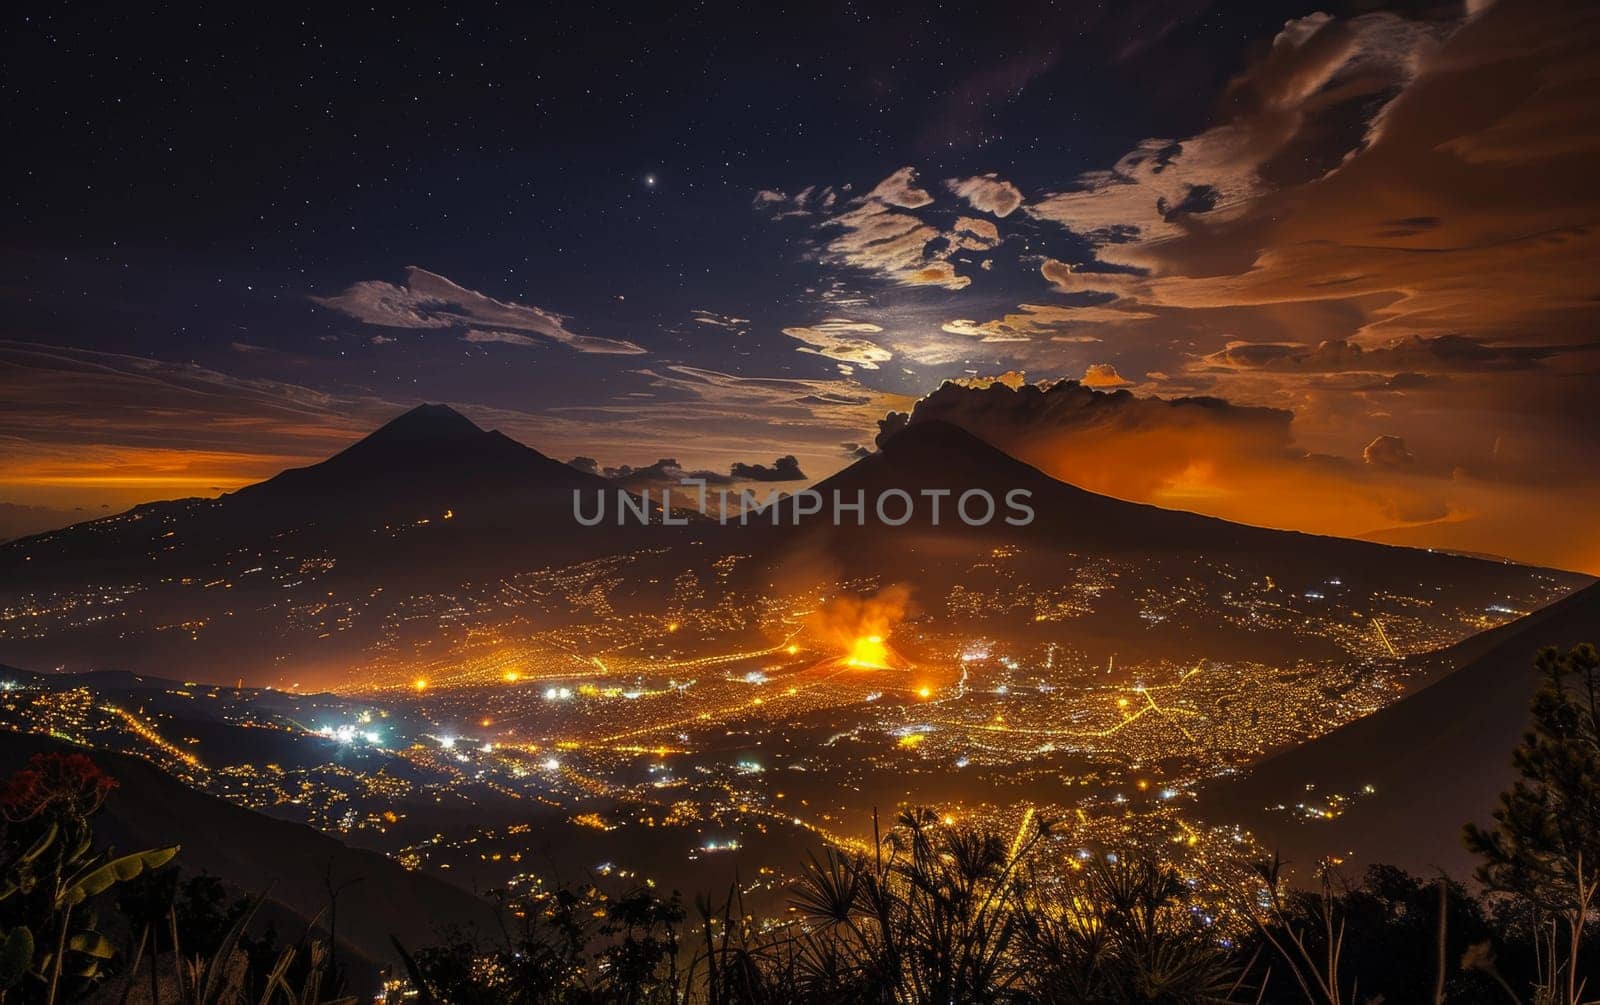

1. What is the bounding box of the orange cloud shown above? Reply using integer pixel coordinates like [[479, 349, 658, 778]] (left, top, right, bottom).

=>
[[888, 376, 1600, 573]]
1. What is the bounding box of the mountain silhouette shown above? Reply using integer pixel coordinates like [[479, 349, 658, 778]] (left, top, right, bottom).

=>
[[0, 410, 1585, 684], [760, 419, 1568, 594], [239, 403, 601, 505], [0, 404, 631, 586]]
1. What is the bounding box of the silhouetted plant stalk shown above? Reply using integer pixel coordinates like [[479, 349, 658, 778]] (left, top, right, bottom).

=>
[[780, 807, 1044, 1002], [1246, 853, 1347, 1005]]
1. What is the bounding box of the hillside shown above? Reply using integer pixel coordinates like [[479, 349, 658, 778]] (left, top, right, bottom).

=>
[[0, 729, 500, 965], [1203, 580, 1600, 879]]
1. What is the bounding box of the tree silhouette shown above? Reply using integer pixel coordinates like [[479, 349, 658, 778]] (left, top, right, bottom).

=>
[[1465, 643, 1600, 1004]]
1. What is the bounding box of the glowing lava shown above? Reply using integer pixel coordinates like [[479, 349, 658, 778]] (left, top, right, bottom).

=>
[[845, 635, 891, 669]]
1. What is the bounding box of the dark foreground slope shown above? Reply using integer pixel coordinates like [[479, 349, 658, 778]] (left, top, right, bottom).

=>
[[0, 730, 499, 966], [1204, 580, 1600, 878]]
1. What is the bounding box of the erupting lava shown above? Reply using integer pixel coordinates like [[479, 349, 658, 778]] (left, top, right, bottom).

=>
[[804, 584, 913, 670], [845, 634, 891, 669]]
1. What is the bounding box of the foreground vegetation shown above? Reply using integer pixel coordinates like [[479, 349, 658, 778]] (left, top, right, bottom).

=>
[[1, 645, 1597, 1003]]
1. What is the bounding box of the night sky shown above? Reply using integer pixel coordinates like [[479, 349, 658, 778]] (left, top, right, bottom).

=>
[[4, 0, 1599, 572]]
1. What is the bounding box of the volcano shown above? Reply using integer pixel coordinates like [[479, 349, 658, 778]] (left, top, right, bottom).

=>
[[0, 409, 1585, 686]]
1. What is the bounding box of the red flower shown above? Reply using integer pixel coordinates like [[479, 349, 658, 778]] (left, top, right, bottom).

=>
[[0, 752, 118, 822]]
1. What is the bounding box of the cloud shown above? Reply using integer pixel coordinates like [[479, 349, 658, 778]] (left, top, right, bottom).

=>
[[1196, 335, 1567, 374], [879, 376, 1480, 541], [922, 0, 1600, 574], [764, 167, 993, 291], [1028, 11, 1450, 254], [945, 174, 1024, 217], [782, 319, 893, 369], [1363, 435, 1414, 467], [1081, 363, 1133, 388], [590, 453, 807, 488], [730, 455, 808, 481], [537, 365, 911, 492], [750, 185, 842, 219], [941, 319, 1034, 343], [314, 266, 647, 355], [875, 411, 910, 449], [1040, 259, 1150, 298], [868, 166, 934, 209], [1017, 1, 1600, 362], [822, 197, 969, 290], [950, 216, 1001, 251], [939, 302, 1152, 344], [462, 329, 547, 348], [689, 310, 752, 336], [604, 458, 735, 488], [949, 370, 1029, 391]]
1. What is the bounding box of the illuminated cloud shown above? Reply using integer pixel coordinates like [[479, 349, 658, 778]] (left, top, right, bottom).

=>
[[1081, 363, 1133, 388], [950, 216, 1001, 251], [314, 266, 647, 355], [941, 319, 1033, 343], [751, 185, 841, 219], [949, 370, 1029, 391], [782, 320, 893, 369], [940, 302, 1151, 344], [866, 166, 934, 209], [762, 167, 989, 290], [689, 310, 752, 337], [945, 174, 1024, 217], [1018, 1, 1600, 359], [1029, 11, 1450, 254], [821, 198, 969, 290], [922, 0, 1600, 572], [1363, 435, 1415, 467], [461, 329, 547, 348], [884, 375, 1453, 533], [1040, 259, 1149, 298]]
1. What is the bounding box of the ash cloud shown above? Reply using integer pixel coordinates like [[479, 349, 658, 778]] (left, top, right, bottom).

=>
[[575, 454, 808, 487], [730, 456, 808, 482]]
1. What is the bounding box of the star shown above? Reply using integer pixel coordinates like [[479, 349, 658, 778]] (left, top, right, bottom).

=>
[[644, 173, 657, 188]]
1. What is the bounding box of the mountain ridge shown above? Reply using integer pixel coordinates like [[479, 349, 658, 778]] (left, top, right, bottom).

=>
[[0, 408, 1587, 686]]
